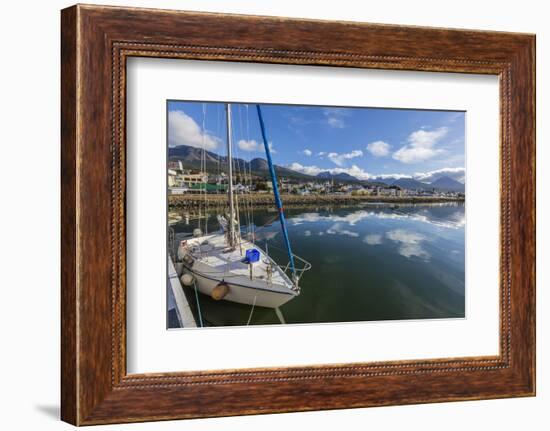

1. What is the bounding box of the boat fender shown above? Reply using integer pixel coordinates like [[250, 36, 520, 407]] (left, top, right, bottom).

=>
[[174, 262, 184, 277], [211, 281, 230, 300], [193, 228, 203, 237], [182, 254, 194, 267], [180, 273, 194, 287], [177, 240, 188, 261]]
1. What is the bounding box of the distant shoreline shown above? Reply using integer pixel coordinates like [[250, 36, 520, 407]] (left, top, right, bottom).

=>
[[168, 193, 465, 209]]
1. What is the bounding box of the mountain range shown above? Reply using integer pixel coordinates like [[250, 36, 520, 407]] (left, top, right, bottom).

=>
[[389, 176, 464, 192], [430, 176, 466, 192], [169, 144, 465, 192], [316, 171, 361, 181], [169, 144, 313, 180]]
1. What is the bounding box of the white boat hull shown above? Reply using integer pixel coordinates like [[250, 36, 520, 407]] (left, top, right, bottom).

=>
[[178, 233, 299, 309], [189, 269, 297, 308]]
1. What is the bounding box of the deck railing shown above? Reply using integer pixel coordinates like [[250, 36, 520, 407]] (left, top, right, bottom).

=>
[[265, 242, 312, 288]]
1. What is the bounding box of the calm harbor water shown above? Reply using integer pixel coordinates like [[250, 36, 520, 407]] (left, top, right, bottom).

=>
[[169, 203, 465, 327]]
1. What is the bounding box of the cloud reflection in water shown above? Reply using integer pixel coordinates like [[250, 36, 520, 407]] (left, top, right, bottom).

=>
[[363, 234, 383, 245], [290, 207, 464, 230], [386, 229, 430, 260]]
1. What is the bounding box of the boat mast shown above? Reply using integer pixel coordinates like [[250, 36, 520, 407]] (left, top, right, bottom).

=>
[[256, 105, 297, 282], [226, 103, 236, 248]]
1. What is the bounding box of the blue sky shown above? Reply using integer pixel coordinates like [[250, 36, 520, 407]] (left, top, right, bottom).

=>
[[167, 101, 465, 183]]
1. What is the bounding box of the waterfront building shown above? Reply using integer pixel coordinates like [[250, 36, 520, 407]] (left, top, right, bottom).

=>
[[167, 160, 184, 171], [179, 172, 208, 187]]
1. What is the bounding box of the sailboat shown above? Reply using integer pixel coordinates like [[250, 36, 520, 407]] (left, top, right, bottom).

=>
[[175, 104, 311, 309]]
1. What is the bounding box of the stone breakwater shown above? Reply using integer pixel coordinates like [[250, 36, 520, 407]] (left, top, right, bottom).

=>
[[168, 193, 465, 209]]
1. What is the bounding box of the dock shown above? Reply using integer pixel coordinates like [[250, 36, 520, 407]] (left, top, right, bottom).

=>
[[168, 256, 197, 328]]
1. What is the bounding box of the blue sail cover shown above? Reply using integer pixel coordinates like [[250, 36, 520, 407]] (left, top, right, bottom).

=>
[[256, 105, 296, 279]]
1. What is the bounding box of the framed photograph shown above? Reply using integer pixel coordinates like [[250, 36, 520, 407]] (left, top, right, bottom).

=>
[[61, 4, 535, 425]]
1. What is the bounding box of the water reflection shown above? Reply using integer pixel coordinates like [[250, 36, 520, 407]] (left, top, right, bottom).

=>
[[385, 229, 430, 261], [169, 203, 465, 326], [326, 222, 360, 237], [284, 204, 464, 263], [363, 233, 383, 245], [289, 204, 465, 230]]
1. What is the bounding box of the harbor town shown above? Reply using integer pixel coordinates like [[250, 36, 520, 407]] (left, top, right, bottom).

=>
[[168, 161, 465, 210]]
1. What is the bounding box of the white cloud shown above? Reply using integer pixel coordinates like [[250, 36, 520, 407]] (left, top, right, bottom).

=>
[[287, 162, 466, 185], [168, 110, 220, 150], [392, 127, 448, 164], [287, 162, 323, 176], [238, 139, 260, 152], [302, 149, 312, 156], [373, 173, 412, 181], [328, 150, 363, 166], [363, 234, 383, 245], [366, 140, 390, 157], [332, 165, 370, 180], [409, 127, 449, 147], [323, 107, 349, 128], [327, 117, 346, 128], [237, 139, 276, 154], [373, 167, 466, 184], [386, 229, 430, 260], [288, 163, 372, 180], [414, 167, 465, 184]]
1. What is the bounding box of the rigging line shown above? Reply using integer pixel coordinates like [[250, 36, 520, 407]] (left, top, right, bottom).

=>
[[237, 104, 252, 236], [217, 104, 223, 217], [231, 106, 243, 255], [236, 106, 251, 248], [202, 102, 209, 235], [226, 103, 236, 248], [197, 103, 205, 232], [234, 104, 251, 240], [246, 295, 258, 326], [251, 213, 280, 232], [213, 104, 221, 220], [245, 104, 255, 244], [192, 280, 204, 328], [244, 104, 254, 239], [216, 103, 221, 196], [234, 104, 244, 227]]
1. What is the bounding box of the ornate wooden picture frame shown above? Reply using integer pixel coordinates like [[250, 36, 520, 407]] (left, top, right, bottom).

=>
[[61, 4, 535, 425]]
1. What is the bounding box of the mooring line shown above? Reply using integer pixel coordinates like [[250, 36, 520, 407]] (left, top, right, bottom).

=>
[[193, 280, 204, 328]]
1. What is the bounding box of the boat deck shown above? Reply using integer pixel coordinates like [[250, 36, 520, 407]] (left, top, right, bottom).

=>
[[184, 233, 296, 294]]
